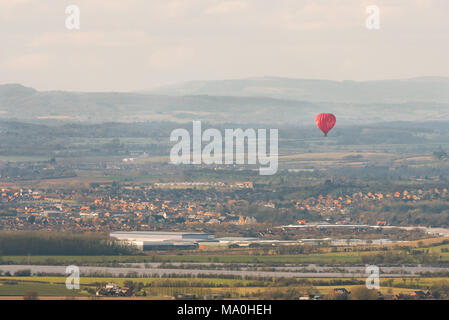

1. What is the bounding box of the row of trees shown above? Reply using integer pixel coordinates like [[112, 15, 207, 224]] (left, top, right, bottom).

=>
[[0, 231, 137, 255]]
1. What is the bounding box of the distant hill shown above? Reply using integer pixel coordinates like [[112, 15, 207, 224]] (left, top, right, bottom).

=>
[[0, 84, 320, 124], [147, 76, 449, 104], [1, 79, 449, 124], [0, 83, 37, 98]]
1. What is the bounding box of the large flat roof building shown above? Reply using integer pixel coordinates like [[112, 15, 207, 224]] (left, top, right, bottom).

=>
[[110, 231, 216, 250], [110, 231, 215, 242]]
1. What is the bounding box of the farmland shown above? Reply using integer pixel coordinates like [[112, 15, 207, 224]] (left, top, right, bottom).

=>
[[2, 119, 449, 300], [2, 238, 449, 266], [0, 275, 446, 299]]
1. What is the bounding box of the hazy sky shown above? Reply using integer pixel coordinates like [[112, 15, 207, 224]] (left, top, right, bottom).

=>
[[1, 0, 448, 91]]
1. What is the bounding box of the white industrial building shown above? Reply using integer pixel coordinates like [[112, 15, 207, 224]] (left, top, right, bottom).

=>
[[110, 231, 216, 250]]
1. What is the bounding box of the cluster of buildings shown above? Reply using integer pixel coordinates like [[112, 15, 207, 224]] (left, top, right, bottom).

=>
[[0, 183, 448, 234], [0, 184, 257, 232], [295, 187, 449, 216], [96, 283, 132, 297]]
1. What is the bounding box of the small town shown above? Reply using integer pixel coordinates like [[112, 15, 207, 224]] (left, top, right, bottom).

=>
[[1, 182, 448, 237]]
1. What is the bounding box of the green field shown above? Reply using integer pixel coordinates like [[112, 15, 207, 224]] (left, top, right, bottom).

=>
[[1, 239, 449, 269], [0, 276, 444, 298], [0, 281, 86, 296], [0, 253, 366, 265], [3, 243, 449, 265], [0, 276, 265, 287]]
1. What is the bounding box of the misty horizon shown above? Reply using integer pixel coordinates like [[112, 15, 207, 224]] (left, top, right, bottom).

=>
[[0, 75, 448, 93], [1, 1, 449, 91]]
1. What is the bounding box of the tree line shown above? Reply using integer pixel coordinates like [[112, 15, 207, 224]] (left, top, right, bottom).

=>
[[0, 231, 137, 255]]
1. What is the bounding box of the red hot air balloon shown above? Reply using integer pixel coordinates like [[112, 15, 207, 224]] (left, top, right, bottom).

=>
[[315, 113, 336, 137]]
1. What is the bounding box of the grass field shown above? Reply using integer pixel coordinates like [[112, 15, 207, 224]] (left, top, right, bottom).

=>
[[0, 253, 368, 265], [0, 276, 266, 287], [0, 276, 441, 298], [154, 253, 366, 264], [3, 242, 449, 265], [0, 281, 86, 296]]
